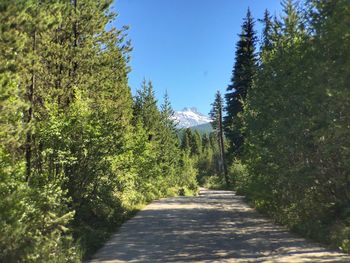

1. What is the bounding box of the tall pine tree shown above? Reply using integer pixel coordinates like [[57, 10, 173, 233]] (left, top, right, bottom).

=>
[[210, 91, 228, 185], [134, 79, 161, 141], [259, 9, 273, 54], [224, 8, 257, 157]]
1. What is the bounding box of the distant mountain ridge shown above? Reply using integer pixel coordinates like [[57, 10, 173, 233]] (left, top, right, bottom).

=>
[[171, 107, 212, 128], [190, 122, 213, 134]]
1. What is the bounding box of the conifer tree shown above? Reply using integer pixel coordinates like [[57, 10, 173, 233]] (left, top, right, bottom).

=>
[[0, 1, 80, 261], [259, 9, 273, 54], [210, 91, 228, 185], [0, 0, 200, 260], [197, 133, 214, 182], [158, 92, 181, 189], [181, 128, 193, 152], [201, 134, 210, 152], [191, 130, 202, 156], [224, 8, 257, 157], [134, 79, 161, 141], [237, 0, 349, 250]]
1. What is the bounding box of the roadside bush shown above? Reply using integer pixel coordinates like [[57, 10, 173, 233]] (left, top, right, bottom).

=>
[[202, 175, 225, 190], [228, 159, 248, 194]]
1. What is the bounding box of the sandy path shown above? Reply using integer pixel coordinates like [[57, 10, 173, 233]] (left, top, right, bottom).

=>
[[90, 188, 350, 262]]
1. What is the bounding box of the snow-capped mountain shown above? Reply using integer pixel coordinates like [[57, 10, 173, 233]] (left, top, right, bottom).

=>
[[171, 107, 212, 128]]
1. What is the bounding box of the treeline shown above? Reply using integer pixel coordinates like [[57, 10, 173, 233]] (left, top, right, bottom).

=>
[[178, 90, 229, 188], [209, 0, 350, 252], [0, 1, 196, 262], [179, 126, 226, 187]]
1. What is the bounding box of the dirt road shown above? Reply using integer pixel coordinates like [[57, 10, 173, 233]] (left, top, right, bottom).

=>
[[90, 189, 350, 262]]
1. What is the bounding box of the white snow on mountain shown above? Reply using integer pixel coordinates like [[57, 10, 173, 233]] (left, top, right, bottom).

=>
[[171, 107, 212, 128]]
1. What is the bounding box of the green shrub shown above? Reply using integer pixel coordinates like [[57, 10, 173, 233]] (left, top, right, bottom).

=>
[[202, 175, 226, 190], [330, 221, 350, 253], [0, 177, 80, 263], [228, 159, 249, 194]]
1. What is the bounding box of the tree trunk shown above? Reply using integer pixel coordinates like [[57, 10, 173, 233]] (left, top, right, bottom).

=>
[[219, 107, 229, 186]]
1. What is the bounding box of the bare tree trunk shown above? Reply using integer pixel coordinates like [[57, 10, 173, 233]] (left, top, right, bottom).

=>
[[218, 107, 229, 186]]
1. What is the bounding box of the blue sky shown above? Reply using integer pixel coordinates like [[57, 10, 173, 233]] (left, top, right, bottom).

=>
[[112, 0, 284, 115]]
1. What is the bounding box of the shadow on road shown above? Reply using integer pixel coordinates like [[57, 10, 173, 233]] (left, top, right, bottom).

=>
[[90, 189, 350, 262]]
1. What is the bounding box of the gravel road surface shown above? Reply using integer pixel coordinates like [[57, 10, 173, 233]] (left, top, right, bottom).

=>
[[90, 188, 350, 262]]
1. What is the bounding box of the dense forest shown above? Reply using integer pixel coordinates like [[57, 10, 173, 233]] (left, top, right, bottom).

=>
[[0, 0, 197, 261], [193, 0, 350, 254], [1, 0, 350, 262]]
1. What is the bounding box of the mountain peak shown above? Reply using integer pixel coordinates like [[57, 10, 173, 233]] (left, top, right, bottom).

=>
[[171, 107, 211, 128], [182, 107, 199, 113]]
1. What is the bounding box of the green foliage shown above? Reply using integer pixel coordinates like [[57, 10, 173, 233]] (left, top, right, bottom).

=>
[[132, 81, 198, 202], [190, 123, 213, 134], [210, 91, 228, 185], [178, 151, 198, 192], [227, 159, 248, 194], [202, 175, 226, 190], [191, 130, 202, 156], [232, 0, 350, 252], [0, 0, 198, 261], [224, 8, 257, 157], [197, 139, 215, 184], [181, 121, 229, 188], [0, 178, 79, 262], [181, 128, 192, 152]]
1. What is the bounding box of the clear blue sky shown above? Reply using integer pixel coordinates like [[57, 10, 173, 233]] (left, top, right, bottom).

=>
[[112, 0, 284, 115]]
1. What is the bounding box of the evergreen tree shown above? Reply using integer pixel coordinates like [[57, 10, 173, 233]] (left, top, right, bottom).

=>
[[160, 91, 177, 132], [210, 91, 228, 185], [201, 134, 210, 152], [237, 0, 350, 252], [181, 128, 193, 152], [197, 140, 214, 182], [224, 8, 257, 157], [0, 1, 200, 260], [158, 92, 181, 190], [134, 79, 161, 141], [133, 80, 163, 197], [191, 130, 202, 156], [259, 9, 273, 54], [241, 0, 308, 205], [0, 1, 79, 261]]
